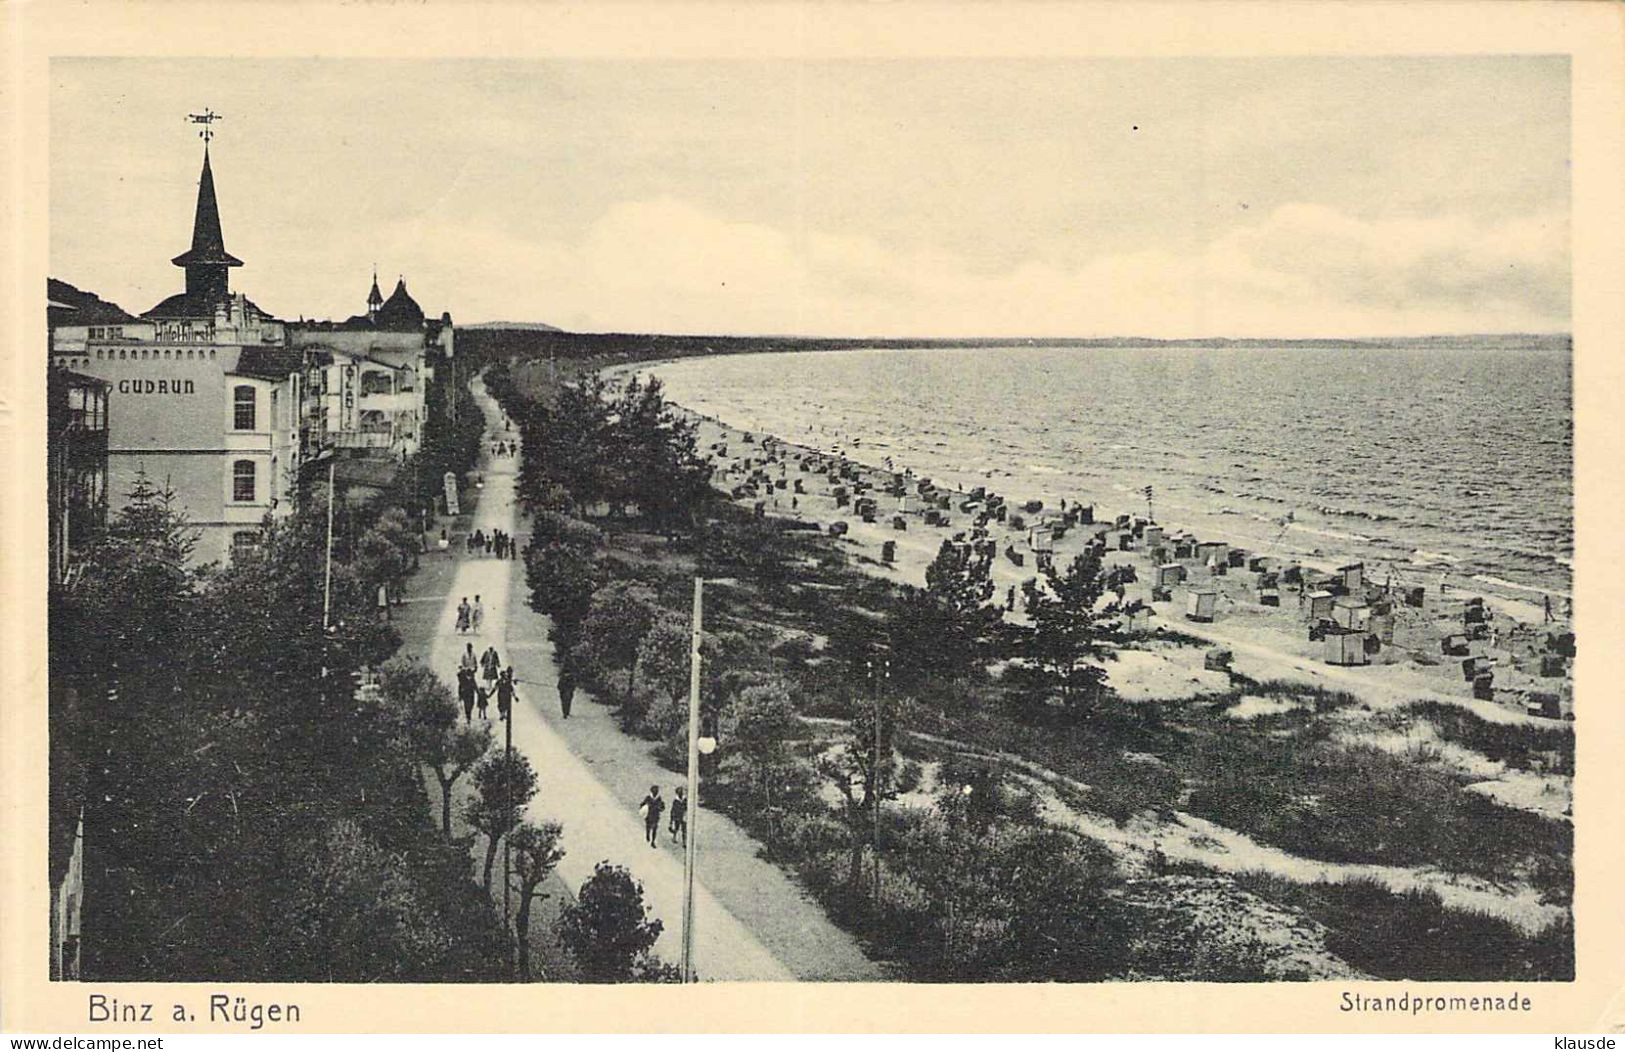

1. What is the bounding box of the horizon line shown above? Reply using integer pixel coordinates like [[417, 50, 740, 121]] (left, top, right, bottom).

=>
[[461, 325, 1573, 343]]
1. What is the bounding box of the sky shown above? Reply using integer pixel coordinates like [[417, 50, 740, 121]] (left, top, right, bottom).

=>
[[50, 56, 1570, 338]]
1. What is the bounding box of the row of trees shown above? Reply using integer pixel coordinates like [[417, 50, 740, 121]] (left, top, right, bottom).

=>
[[53, 469, 508, 980], [377, 656, 674, 980], [487, 367, 713, 531]]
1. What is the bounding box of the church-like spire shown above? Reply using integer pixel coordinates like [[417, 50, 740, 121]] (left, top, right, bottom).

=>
[[367, 268, 384, 320], [171, 145, 243, 298]]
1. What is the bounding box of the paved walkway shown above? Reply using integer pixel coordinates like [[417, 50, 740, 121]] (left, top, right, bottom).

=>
[[420, 375, 880, 981]]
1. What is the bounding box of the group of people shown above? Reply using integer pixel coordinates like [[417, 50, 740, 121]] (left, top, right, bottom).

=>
[[466, 528, 517, 559], [638, 784, 689, 848], [457, 641, 518, 723], [454, 594, 486, 634], [492, 439, 517, 458]]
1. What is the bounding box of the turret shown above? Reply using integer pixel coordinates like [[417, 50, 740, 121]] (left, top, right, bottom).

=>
[[169, 147, 243, 300]]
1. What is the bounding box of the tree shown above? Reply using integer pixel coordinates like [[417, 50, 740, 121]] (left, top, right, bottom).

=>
[[885, 585, 972, 686], [725, 679, 804, 826], [923, 538, 1001, 664], [573, 581, 657, 710], [606, 376, 712, 530], [284, 819, 459, 982], [815, 696, 919, 890], [508, 821, 566, 978], [464, 751, 539, 896], [634, 614, 720, 708], [525, 541, 600, 653], [1021, 548, 1120, 716], [556, 861, 667, 982], [379, 659, 492, 835]]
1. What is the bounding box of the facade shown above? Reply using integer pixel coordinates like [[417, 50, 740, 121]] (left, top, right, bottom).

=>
[[46, 366, 110, 584], [289, 274, 451, 462], [45, 363, 106, 981], [50, 149, 303, 566], [50, 142, 454, 564]]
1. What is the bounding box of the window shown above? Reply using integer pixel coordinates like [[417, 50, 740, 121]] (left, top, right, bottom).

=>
[[232, 460, 256, 503], [231, 531, 261, 560], [233, 385, 256, 430]]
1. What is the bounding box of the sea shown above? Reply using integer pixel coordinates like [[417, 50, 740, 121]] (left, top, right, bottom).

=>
[[645, 341, 1573, 600]]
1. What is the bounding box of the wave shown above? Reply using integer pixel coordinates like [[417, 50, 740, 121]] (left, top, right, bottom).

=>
[[1289, 524, 1372, 544], [1314, 503, 1400, 523], [1471, 574, 1571, 600]]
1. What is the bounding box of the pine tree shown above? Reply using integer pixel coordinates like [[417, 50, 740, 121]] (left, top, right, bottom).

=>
[[1021, 548, 1119, 716]]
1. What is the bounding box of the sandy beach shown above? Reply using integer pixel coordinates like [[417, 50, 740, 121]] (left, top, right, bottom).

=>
[[658, 395, 1574, 733]]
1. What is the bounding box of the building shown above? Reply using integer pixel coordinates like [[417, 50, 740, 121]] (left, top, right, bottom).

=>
[[289, 273, 451, 462], [50, 145, 304, 566], [44, 362, 107, 983], [46, 366, 110, 584]]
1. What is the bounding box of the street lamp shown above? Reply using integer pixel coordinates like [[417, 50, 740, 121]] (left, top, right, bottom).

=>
[[681, 575, 734, 984]]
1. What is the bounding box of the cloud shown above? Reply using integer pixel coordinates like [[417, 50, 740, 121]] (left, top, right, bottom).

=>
[[420, 197, 1569, 338]]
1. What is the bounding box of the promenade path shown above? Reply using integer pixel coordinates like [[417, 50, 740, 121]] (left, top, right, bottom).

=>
[[415, 375, 881, 982]]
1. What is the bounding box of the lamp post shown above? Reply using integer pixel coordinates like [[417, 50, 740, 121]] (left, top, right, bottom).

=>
[[681, 576, 727, 984]]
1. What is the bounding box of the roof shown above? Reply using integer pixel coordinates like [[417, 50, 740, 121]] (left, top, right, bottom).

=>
[[375, 278, 425, 331], [233, 346, 305, 381], [47, 278, 140, 327], [142, 290, 275, 321], [48, 366, 111, 391], [171, 148, 244, 270]]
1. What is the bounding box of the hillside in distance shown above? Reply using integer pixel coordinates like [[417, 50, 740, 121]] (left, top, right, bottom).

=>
[[455, 326, 1570, 366]]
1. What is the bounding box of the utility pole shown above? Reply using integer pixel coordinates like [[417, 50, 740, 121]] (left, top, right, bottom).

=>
[[872, 657, 885, 907], [681, 576, 703, 983], [504, 697, 513, 975], [322, 460, 336, 631]]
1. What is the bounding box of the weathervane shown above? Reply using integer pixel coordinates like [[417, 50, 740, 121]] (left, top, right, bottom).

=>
[[187, 109, 222, 144]]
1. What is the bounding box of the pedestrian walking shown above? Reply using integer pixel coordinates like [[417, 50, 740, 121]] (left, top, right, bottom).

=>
[[455, 597, 471, 634], [472, 594, 485, 633], [481, 645, 501, 689], [438, 528, 449, 552], [476, 682, 491, 721], [558, 669, 575, 719], [457, 665, 476, 722], [377, 583, 391, 622], [472, 529, 485, 556], [669, 785, 689, 846], [639, 786, 665, 848], [496, 668, 516, 721]]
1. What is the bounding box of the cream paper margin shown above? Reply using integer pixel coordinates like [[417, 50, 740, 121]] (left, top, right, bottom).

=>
[[3, 0, 1622, 1035]]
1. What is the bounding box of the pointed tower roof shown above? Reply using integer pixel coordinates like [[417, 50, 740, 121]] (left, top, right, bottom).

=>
[[367, 269, 384, 308], [375, 276, 425, 330], [171, 147, 243, 270]]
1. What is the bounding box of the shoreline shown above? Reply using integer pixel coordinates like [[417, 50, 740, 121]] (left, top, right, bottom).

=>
[[606, 364, 1573, 727], [615, 355, 1570, 609]]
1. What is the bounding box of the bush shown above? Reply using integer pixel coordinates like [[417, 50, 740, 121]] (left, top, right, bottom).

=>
[[556, 861, 670, 982], [1406, 700, 1574, 776]]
